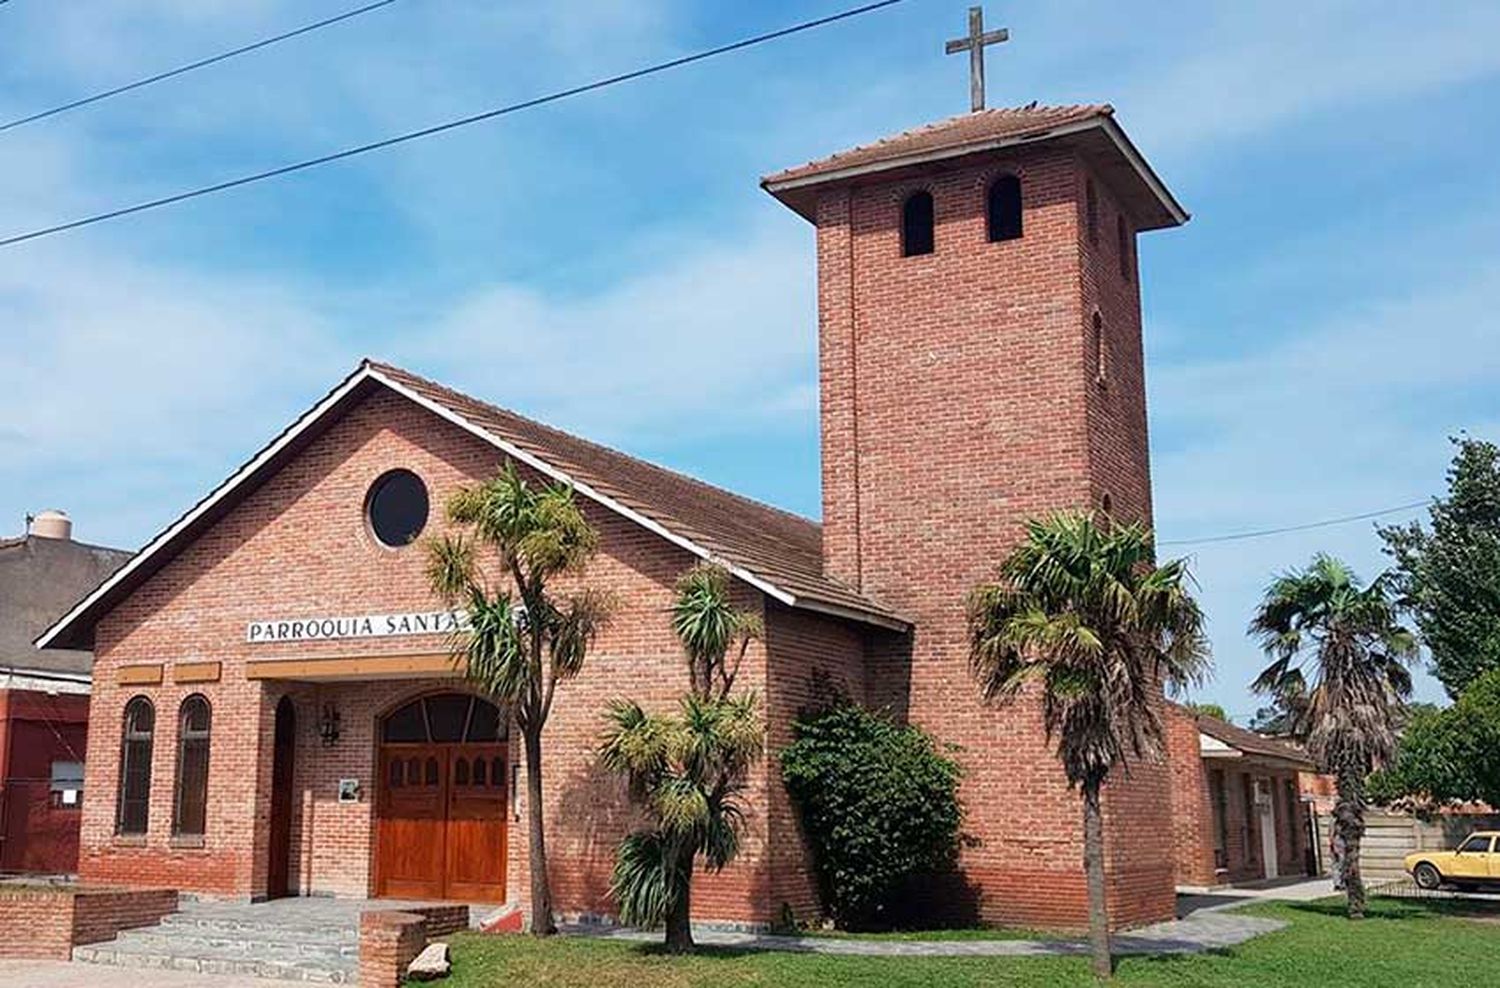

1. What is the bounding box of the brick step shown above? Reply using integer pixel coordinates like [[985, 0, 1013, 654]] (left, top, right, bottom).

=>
[[72, 939, 357, 984], [110, 926, 359, 960]]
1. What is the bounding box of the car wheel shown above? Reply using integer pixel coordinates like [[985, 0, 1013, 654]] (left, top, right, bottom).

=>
[[1413, 862, 1443, 890]]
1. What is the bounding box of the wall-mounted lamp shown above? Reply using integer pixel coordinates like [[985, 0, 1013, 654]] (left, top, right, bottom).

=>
[[319, 702, 342, 747]]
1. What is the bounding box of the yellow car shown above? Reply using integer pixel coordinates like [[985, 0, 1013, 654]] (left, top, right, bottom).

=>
[[1405, 831, 1500, 890]]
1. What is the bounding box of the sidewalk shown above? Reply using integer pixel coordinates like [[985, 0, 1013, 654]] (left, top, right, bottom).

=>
[[573, 908, 1286, 957], [0, 960, 277, 987], [1177, 875, 1339, 917]]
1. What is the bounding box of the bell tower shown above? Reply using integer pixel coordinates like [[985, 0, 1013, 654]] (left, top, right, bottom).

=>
[[762, 102, 1189, 929]]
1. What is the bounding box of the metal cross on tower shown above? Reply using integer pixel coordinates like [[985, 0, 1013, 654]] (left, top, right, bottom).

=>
[[945, 6, 1009, 112]]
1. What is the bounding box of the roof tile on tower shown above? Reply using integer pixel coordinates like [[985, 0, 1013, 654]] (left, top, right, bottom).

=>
[[763, 103, 1113, 186]]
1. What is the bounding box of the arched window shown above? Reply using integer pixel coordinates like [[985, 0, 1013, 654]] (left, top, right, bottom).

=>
[[173, 695, 211, 837], [901, 191, 934, 257], [117, 697, 154, 835], [381, 693, 506, 744], [986, 175, 1022, 242], [1117, 214, 1133, 281], [1085, 179, 1099, 244]]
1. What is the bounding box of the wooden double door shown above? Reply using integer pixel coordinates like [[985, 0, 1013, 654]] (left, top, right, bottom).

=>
[[375, 743, 507, 901]]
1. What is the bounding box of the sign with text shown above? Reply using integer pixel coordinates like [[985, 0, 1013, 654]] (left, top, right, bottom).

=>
[[246, 610, 469, 644]]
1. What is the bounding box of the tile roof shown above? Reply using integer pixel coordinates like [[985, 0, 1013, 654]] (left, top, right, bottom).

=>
[[1196, 713, 1316, 769], [39, 361, 906, 651], [761, 103, 1187, 231], [367, 362, 905, 627], [763, 103, 1113, 186]]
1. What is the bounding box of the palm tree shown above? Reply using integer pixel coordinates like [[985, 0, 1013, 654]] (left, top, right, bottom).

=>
[[601, 563, 763, 953], [1249, 554, 1415, 919], [600, 692, 763, 953], [967, 513, 1208, 979], [426, 461, 611, 936]]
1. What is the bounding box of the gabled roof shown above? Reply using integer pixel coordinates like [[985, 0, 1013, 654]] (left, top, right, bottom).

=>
[[762, 103, 1187, 231], [1196, 713, 1316, 770], [38, 360, 906, 651]]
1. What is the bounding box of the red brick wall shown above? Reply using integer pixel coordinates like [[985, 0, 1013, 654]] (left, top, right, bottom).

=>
[[0, 890, 76, 959], [358, 901, 471, 987], [70, 887, 179, 945], [763, 602, 868, 924], [811, 148, 1176, 930], [1165, 705, 1217, 887], [0, 887, 177, 960], [358, 909, 427, 988], [84, 390, 780, 924]]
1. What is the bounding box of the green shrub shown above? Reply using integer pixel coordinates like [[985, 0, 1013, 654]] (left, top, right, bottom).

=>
[[779, 699, 963, 929], [1369, 669, 1500, 807]]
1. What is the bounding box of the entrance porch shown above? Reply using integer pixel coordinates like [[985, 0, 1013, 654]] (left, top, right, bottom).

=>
[[255, 662, 520, 906]]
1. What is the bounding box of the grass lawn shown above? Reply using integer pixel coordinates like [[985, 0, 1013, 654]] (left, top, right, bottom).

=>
[[443, 898, 1500, 987]]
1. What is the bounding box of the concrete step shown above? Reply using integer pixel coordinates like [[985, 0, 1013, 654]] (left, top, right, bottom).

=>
[[72, 939, 356, 983]]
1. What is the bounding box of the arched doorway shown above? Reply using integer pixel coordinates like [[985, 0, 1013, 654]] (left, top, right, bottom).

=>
[[374, 692, 508, 901], [267, 696, 296, 899]]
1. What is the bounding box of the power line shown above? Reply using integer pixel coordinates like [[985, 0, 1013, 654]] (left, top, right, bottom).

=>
[[0, 0, 910, 249], [0, 0, 401, 135], [1158, 499, 1429, 548]]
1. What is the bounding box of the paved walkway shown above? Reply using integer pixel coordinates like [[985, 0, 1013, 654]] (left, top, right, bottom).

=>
[[572, 908, 1285, 957], [0, 959, 277, 986], [1177, 875, 1339, 917]]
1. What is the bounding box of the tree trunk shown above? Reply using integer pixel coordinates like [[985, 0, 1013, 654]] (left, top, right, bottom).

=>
[[1082, 783, 1113, 979], [663, 842, 695, 954], [1334, 762, 1367, 920], [523, 726, 556, 936]]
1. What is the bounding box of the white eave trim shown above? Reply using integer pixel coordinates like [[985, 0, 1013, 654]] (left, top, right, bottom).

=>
[[764, 116, 1188, 228], [41, 364, 898, 648], [0, 668, 91, 696], [1199, 732, 1240, 756]]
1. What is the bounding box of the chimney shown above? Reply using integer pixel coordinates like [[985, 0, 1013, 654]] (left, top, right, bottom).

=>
[[30, 509, 73, 541]]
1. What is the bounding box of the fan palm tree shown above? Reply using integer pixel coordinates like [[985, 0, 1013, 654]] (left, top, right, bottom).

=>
[[602, 563, 763, 953], [967, 513, 1208, 979], [426, 461, 611, 936], [1249, 554, 1415, 919], [600, 691, 763, 953]]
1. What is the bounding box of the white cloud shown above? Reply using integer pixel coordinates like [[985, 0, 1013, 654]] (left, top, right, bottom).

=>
[[1149, 254, 1500, 711], [396, 218, 817, 444]]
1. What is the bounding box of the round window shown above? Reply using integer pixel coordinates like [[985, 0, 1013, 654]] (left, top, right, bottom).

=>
[[367, 470, 429, 548]]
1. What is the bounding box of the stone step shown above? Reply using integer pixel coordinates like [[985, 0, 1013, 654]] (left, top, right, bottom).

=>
[[111, 926, 359, 960], [159, 910, 359, 940], [73, 939, 357, 984]]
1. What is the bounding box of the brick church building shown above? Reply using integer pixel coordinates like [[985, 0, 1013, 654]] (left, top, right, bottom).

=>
[[39, 102, 1190, 931]]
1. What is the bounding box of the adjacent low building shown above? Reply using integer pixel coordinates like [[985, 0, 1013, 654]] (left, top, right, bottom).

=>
[[0, 511, 130, 873], [1167, 703, 1320, 889]]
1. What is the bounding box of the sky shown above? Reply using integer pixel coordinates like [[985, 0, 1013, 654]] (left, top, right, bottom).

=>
[[3, 0, 1497, 719]]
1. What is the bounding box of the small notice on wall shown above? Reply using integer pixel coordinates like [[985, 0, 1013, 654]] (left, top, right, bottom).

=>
[[338, 779, 361, 803], [246, 610, 470, 644]]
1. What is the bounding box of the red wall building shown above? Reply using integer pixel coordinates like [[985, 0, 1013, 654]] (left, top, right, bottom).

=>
[[0, 516, 130, 874], [39, 104, 1194, 931], [1166, 703, 1319, 888]]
